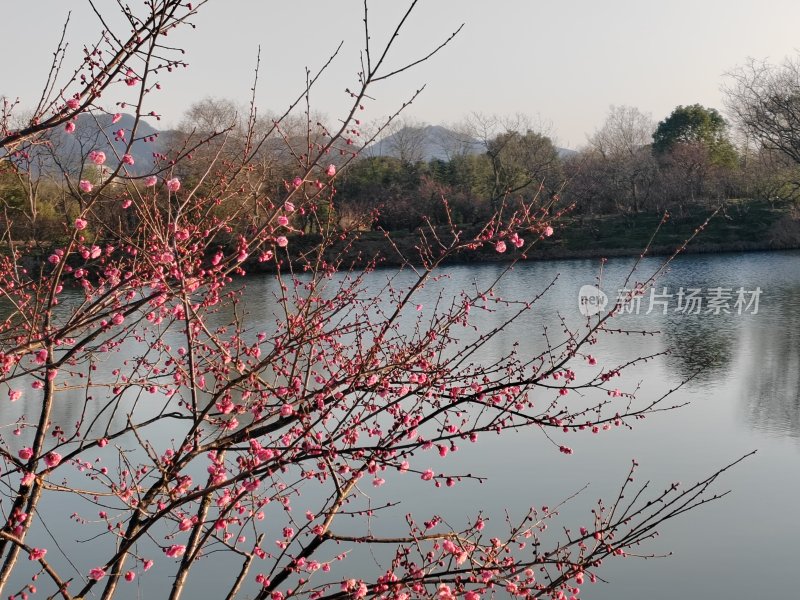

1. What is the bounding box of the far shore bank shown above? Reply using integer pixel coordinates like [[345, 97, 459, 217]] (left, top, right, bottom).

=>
[[5, 199, 799, 276], [245, 199, 800, 272]]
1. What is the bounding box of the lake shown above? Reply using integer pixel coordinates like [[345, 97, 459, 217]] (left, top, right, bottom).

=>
[[2, 249, 798, 599]]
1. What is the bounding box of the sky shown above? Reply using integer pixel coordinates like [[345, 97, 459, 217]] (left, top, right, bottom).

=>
[[3, 0, 800, 149]]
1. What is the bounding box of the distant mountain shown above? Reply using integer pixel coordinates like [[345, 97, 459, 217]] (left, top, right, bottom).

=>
[[365, 125, 482, 162], [365, 125, 576, 163], [45, 113, 168, 175], [556, 147, 578, 160]]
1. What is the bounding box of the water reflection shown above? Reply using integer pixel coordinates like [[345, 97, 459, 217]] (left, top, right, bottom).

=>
[[663, 313, 738, 384], [740, 283, 800, 437]]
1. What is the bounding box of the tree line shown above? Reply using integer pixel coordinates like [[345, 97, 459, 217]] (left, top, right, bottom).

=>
[[4, 57, 800, 243]]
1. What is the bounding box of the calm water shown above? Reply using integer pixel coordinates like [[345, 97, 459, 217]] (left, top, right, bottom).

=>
[[3, 250, 799, 599]]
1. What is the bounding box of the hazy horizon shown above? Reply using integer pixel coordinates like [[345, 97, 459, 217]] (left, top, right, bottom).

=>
[[4, 0, 800, 149]]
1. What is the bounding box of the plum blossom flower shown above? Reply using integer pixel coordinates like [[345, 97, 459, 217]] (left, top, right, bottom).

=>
[[166, 178, 181, 192], [284, 201, 295, 212], [124, 69, 138, 86], [8, 389, 22, 402], [28, 548, 46, 561], [495, 241, 507, 253], [89, 567, 106, 580], [292, 177, 303, 188], [65, 121, 76, 134], [144, 175, 158, 187], [276, 236, 288, 248], [75, 218, 88, 230], [122, 154, 135, 165], [544, 225, 554, 237], [79, 180, 93, 193], [43, 452, 61, 468], [89, 150, 106, 165], [18, 447, 33, 460], [325, 164, 336, 177], [112, 113, 123, 124], [165, 544, 186, 558], [124, 571, 136, 582], [277, 215, 289, 227], [66, 98, 80, 110]]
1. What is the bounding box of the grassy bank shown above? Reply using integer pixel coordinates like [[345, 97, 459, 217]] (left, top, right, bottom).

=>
[[5, 199, 799, 275], [272, 199, 800, 270]]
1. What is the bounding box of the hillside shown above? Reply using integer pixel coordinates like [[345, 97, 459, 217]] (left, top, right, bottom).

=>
[[365, 124, 576, 162]]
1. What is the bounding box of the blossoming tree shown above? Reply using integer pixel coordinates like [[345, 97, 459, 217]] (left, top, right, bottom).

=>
[[0, 2, 745, 599]]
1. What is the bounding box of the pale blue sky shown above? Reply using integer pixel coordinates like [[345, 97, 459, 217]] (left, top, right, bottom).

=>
[[3, 0, 800, 148]]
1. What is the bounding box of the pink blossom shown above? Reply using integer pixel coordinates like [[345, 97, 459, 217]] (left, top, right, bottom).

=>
[[98, 438, 109, 448], [122, 154, 135, 165], [284, 201, 295, 212], [495, 241, 507, 253], [47, 254, 60, 265], [28, 548, 46, 561], [18, 447, 33, 460], [89, 150, 106, 165], [124, 571, 136, 582], [292, 177, 303, 188], [65, 121, 76, 134], [280, 403, 294, 417], [8, 389, 22, 402], [75, 218, 88, 230], [112, 113, 123, 124], [544, 225, 554, 237], [43, 452, 61, 468], [166, 178, 181, 192], [89, 567, 106, 581], [277, 215, 289, 227], [79, 180, 93, 193], [66, 98, 80, 110], [325, 164, 336, 177], [111, 313, 125, 326], [121, 199, 132, 209], [421, 469, 434, 481], [276, 236, 288, 248], [34, 349, 48, 364], [165, 545, 186, 558], [21, 472, 35, 486], [144, 176, 158, 187], [143, 559, 154, 571]]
